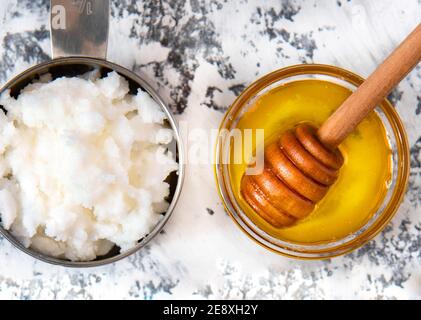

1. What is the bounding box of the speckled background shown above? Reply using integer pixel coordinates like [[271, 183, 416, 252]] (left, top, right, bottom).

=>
[[0, 0, 420, 299]]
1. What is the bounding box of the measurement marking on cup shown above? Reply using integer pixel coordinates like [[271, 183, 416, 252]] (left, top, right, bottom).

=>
[[73, 0, 93, 15]]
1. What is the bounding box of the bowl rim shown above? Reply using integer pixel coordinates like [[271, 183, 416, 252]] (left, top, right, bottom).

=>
[[0, 56, 185, 267], [214, 63, 410, 260]]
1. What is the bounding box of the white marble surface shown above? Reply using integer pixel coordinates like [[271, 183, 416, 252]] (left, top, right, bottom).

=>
[[0, 0, 420, 299]]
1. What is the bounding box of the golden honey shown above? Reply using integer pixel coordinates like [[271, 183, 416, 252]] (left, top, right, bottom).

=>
[[229, 79, 392, 244]]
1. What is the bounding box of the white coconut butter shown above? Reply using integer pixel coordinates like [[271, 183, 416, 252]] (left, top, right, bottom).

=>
[[0, 71, 178, 261]]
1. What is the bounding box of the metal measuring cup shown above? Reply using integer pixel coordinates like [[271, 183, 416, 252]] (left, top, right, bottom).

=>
[[0, 0, 185, 267]]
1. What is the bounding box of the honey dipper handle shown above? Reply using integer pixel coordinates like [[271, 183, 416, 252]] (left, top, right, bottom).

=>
[[318, 23, 421, 148]]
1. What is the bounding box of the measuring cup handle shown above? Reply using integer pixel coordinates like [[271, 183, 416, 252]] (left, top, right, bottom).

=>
[[50, 0, 109, 59]]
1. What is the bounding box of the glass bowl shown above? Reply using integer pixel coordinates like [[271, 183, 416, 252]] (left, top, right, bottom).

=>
[[214, 64, 410, 259]]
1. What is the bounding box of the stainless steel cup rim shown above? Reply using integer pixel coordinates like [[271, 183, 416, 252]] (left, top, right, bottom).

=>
[[0, 2, 185, 267]]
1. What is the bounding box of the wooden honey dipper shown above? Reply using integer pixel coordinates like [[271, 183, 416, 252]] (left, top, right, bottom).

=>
[[241, 23, 421, 228]]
